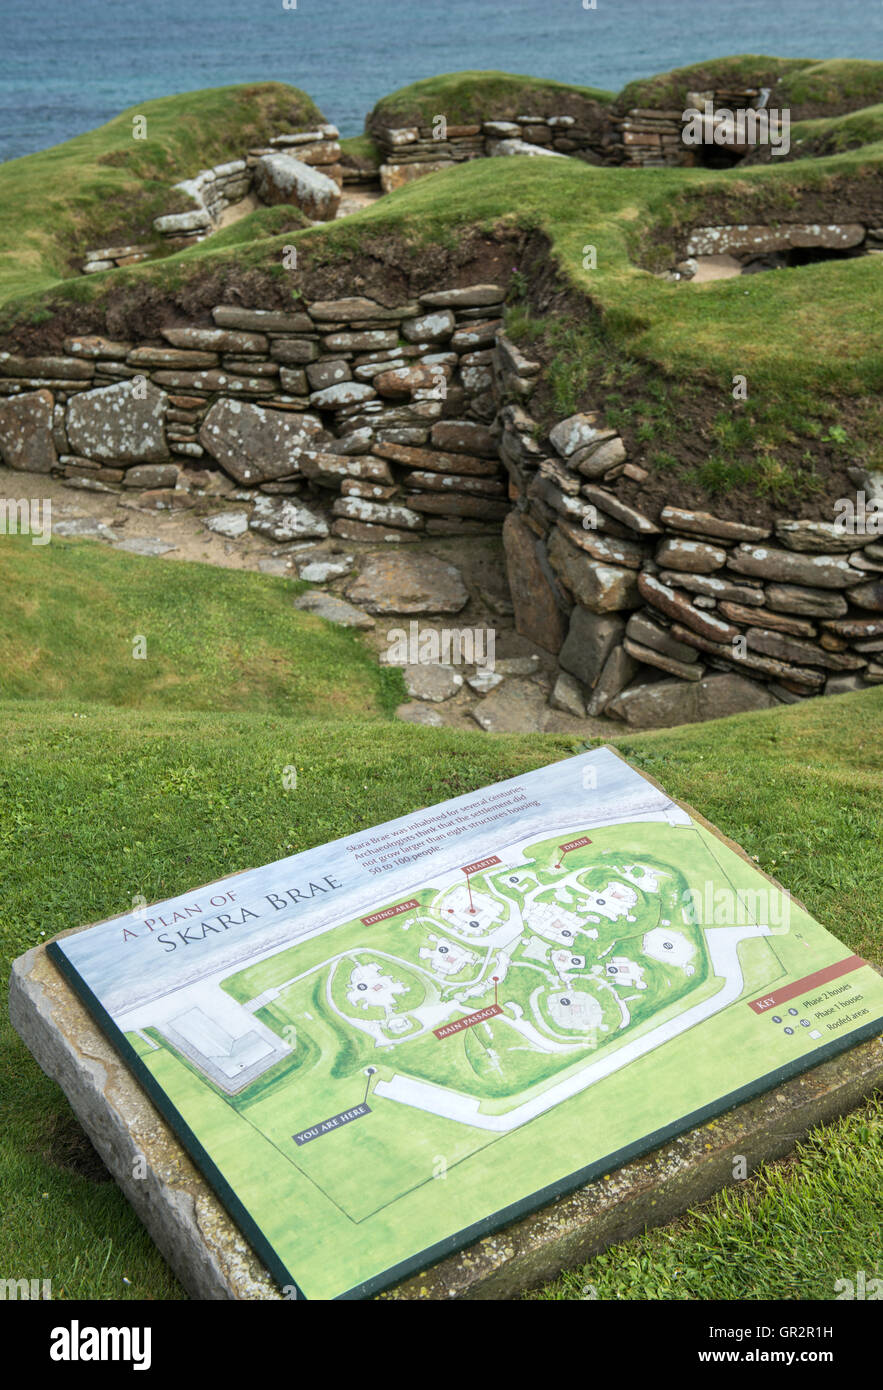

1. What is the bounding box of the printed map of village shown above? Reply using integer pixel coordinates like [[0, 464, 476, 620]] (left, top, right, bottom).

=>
[[55, 741, 882, 1300], [227, 828, 723, 1122], [124, 817, 796, 1222]]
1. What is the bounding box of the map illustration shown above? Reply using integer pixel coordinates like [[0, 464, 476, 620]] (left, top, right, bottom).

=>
[[50, 748, 883, 1300], [215, 825, 769, 1132]]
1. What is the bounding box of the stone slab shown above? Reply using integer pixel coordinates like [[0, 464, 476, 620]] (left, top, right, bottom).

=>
[[9, 942, 278, 1301]]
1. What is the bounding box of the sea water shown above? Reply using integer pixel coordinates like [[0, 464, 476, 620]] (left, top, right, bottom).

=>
[[2, 0, 878, 163]]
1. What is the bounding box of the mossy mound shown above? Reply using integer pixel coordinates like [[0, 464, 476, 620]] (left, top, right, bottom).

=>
[[0, 82, 325, 307], [366, 69, 613, 135]]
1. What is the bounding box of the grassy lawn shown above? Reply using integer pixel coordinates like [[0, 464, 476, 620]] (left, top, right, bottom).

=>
[[618, 55, 883, 115], [532, 1098, 883, 1300], [2, 667, 881, 1297], [0, 534, 403, 716], [792, 104, 883, 155]]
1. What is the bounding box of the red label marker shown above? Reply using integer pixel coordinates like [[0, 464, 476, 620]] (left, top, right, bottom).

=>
[[361, 898, 419, 926], [459, 856, 501, 914], [748, 955, 865, 1013], [461, 856, 503, 876], [434, 1004, 502, 1039], [554, 836, 592, 869]]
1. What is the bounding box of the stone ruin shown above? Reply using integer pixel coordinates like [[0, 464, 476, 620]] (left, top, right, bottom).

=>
[[1, 269, 880, 730]]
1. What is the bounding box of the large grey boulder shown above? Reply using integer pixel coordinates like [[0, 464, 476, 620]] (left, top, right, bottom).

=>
[[609, 673, 777, 728], [686, 223, 865, 257], [199, 400, 325, 484], [249, 495, 328, 541], [775, 519, 874, 553], [547, 528, 639, 613], [346, 550, 468, 614], [253, 154, 340, 220], [586, 645, 639, 716], [470, 679, 550, 733], [549, 413, 615, 459], [727, 544, 864, 589], [401, 663, 463, 702], [123, 463, 179, 490], [0, 389, 57, 472], [66, 380, 168, 463], [502, 513, 570, 652], [559, 607, 625, 686]]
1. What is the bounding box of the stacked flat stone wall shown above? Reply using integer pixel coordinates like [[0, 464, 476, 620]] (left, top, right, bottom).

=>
[[374, 115, 606, 191], [0, 284, 509, 545], [374, 86, 783, 185], [77, 124, 345, 272], [2, 276, 880, 727], [609, 88, 771, 167], [151, 123, 343, 244], [495, 342, 883, 726]]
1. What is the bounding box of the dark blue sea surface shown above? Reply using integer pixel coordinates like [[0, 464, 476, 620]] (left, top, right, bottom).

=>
[[2, 0, 881, 162]]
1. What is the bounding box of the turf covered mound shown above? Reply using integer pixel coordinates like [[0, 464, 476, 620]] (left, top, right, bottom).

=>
[[2, 57, 882, 552], [366, 69, 614, 135], [0, 82, 326, 307]]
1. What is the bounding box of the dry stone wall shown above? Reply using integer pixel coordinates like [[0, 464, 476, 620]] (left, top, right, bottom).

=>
[[160, 123, 342, 237], [0, 285, 509, 546], [374, 115, 604, 191], [1, 276, 881, 728], [497, 350, 883, 725], [609, 87, 772, 167], [372, 86, 781, 187], [81, 124, 343, 270]]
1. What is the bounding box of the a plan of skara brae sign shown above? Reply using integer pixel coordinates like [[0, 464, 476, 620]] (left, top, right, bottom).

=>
[[50, 748, 883, 1299]]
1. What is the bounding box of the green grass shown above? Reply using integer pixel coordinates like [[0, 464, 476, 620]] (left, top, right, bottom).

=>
[[177, 204, 311, 253], [0, 534, 403, 717], [778, 59, 883, 113], [367, 69, 613, 131], [531, 1097, 883, 1300], [791, 103, 883, 155], [3, 59, 883, 486], [339, 134, 382, 169], [2, 56, 883, 1299], [617, 55, 883, 119], [0, 81, 324, 306], [11, 137, 880, 472]]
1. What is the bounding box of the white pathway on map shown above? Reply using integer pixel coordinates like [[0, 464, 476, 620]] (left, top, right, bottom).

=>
[[373, 924, 771, 1131]]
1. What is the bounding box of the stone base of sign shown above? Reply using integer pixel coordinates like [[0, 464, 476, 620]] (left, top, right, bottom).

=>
[[10, 936, 883, 1301]]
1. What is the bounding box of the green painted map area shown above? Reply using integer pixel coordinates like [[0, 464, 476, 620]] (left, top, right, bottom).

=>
[[117, 814, 883, 1297], [223, 822, 723, 1105]]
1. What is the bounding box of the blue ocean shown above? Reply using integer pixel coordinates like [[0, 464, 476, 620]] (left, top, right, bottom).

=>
[[2, 0, 880, 164]]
